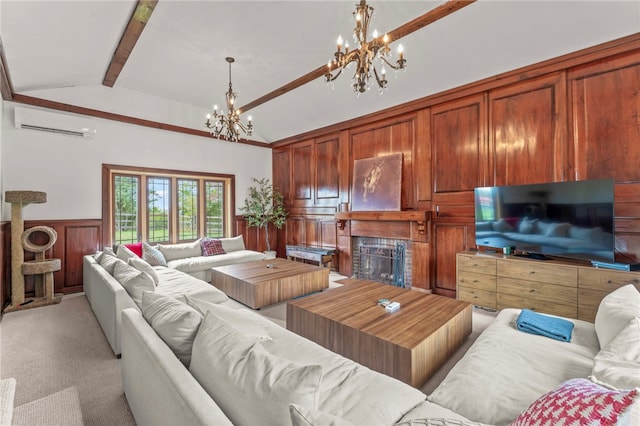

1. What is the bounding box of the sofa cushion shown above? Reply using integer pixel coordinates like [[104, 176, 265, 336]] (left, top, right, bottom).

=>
[[116, 244, 137, 261], [141, 291, 202, 367], [99, 253, 124, 276], [158, 240, 201, 262], [113, 261, 155, 306], [201, 238, 226, 256], [510, 378, 639, 426], [252, 313, 427, 425], [184, 295, 271, 341], [154, 268, 228, 304], [592, 317, 640, 390], [289, 404, 354, 426], [595, 284, 640, 348], [219, 235, 245, 252], [142, 242, 167, 267], [189, 311, 323, 426], [168, 250, 266, 272], [428, 308, 599, 425], [128, 257, 160, 285]]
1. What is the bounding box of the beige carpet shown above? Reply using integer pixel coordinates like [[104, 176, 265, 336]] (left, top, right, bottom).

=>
[[0, 274, 496, 425]]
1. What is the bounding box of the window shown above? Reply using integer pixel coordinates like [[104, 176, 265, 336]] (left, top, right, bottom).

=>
[[103, 164, 235, 245]]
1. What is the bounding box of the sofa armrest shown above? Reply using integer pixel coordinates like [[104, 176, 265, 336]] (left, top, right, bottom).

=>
[[83, 255, 139, 355], [121, 309, 232, 426]]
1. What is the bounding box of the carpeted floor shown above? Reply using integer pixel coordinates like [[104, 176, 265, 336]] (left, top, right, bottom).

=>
[[0, 274, 496, 425]]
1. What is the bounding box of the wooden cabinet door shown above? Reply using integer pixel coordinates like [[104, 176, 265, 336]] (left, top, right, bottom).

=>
[[272, 147, 291, 206], [570, 54, 640, 182], [315, 134, 340, 206], [432, 94, 488, 193], [433, 222, 471, 298], [490, 73, 566, 186], [292, 139, 315, 206]]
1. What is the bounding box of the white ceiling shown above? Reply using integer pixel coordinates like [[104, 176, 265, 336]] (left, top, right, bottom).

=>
[[1, 0, 639, 143]]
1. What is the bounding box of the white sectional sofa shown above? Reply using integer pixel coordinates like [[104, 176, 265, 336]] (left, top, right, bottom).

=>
[[83, 235, 265, 355], [118, 280, 640, 425]]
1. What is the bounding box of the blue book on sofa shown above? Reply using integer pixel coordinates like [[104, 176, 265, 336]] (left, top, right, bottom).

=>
[[516, 309, 575, 342]]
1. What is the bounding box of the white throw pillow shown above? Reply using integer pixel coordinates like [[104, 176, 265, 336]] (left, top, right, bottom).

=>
[[219, 235, 245, 252], [591, 317, 640, 390], [595, 284, 640, 348], [289, 404, 355, 426], [116, 244, 136, 261], [142, 242, 167, 267], [158, 240, 202, 262], [99, 253, 124, 276], [189, 311, 322, 426], [184, 295, 271, 342], [128, 257, 160, 285], [141, 291, 202, 367], [113, 261, 155, 306]]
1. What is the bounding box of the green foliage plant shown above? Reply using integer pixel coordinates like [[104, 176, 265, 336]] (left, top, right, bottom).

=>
[[240, 177, 287, 252]]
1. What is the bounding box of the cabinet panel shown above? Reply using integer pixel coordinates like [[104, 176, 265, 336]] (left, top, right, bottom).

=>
[[571, 56, 640, 182], [63, 225, 100, 292], [458, 287, 496, 309], [316, 136, 340, 200], [498, 276, 577, 305], [292, 140, 314, 202], [433, 223, 470, 297], [490, 74, 566, 185], [458, 254, 496, 275], [432, 95, 487, 193], [497, 259, 577, 287], [497, 293, 577, 318], [272, 148, 291, 205]]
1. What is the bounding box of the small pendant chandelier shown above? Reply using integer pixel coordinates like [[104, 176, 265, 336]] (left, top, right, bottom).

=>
[[325, 0, 406, 94], [205, 57, 253, 142]]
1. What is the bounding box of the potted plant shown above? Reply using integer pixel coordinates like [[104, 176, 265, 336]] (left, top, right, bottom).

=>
[[240, 177, 287, 258]]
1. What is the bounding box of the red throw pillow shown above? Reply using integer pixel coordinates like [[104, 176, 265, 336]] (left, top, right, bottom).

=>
[[123, 242, 143, 258], [201, 238, 226, 256], [511, 378, 638, 426]]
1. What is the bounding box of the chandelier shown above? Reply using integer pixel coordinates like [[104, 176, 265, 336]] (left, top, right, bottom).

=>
[[325, 0, 406, 94], [205, 57, 253, 142]]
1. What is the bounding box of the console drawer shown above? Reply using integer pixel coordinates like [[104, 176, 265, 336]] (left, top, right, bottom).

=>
[[457, 254, 496, 275], [498, 277, 577, 305], [458, 286, 496, 309], [497, 293, 577, 318], [497, 260, 577, 287], [458, 270, 496, 292]]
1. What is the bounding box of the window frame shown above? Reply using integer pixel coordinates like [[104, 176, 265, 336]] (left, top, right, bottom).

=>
[[102, 164, 235, 246]]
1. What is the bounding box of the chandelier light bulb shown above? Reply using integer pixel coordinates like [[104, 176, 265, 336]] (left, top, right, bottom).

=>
[[372, 29, 378, 39], [383, 33, 389, 44], [356, 12, 361, 22], [213, 105, 218, 110], [337, 35, 343, 49]]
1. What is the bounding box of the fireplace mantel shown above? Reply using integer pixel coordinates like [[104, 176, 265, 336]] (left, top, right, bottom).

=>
[[335, 210, 431, 241]]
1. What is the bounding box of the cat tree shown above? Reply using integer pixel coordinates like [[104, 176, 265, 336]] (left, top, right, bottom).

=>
[[4, 191, 62, 313]]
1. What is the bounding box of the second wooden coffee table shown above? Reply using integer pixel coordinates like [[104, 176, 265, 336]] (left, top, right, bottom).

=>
[[211, 258, 329, 309], [286, 279, 472, 388]]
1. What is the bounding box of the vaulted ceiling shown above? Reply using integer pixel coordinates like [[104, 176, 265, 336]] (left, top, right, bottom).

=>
[[1, 1, 638, 144]]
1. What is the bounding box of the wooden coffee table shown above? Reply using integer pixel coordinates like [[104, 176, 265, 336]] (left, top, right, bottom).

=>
[[211, 258, 329, 309], [286, 279, 472, 388]]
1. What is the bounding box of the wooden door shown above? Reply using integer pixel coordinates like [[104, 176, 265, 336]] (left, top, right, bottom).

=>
[[432, 222, 471, 298]]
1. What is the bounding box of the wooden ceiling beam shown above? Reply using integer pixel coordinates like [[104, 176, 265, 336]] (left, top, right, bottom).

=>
[[238, 0, 476, 113], [103, 0, 158, 87]]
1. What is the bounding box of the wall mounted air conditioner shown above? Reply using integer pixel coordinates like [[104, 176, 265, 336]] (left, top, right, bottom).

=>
[[14, 106, 97, 139]]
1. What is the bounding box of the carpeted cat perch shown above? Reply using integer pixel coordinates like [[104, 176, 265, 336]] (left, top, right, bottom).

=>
[[4, 191, 62, 313]]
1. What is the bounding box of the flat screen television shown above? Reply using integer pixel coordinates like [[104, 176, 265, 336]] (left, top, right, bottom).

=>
[[474, 179, 615, 262]]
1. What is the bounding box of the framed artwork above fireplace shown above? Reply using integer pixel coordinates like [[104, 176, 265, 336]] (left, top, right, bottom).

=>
[[351, 153, 402, 211]]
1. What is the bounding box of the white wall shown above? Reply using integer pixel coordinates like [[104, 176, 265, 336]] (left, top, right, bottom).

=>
[[1, 103, 272, 221]]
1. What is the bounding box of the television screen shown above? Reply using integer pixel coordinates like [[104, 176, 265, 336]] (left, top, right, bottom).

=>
[[474, 179, 615, 262]]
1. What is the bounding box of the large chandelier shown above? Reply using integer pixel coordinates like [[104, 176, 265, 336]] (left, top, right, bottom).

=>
[[325, 0, 406, 94], [205, 57, 253, 142]]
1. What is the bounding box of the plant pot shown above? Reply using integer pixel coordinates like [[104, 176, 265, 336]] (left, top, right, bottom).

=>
[[264, 250, 276, 260]]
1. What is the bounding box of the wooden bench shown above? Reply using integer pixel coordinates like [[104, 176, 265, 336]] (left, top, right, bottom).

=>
[[286, 245, 337, 270]]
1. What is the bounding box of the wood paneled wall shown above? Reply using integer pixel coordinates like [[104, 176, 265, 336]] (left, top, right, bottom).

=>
[[1, 219, 102, 308], [273, 34, 640, 298]]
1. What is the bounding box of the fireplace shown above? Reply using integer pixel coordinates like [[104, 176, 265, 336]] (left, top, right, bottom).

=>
[[353, 237, 412, 288]]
